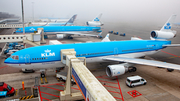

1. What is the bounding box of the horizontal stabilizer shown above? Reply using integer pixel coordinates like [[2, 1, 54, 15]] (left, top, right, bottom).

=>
[[163, 44, 180, 47]]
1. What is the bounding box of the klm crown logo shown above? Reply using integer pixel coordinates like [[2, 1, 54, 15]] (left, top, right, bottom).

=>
[[30, 28, 35, 31], [41, 49, 55, 57], [94, 18, 99, 21], [45, 49, 51, 53], [164, 22, 171, 29]]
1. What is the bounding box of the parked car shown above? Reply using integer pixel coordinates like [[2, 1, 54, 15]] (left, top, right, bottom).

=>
[[22, 69, 35, 73], [126, 75, 147, 88], [0, 82, 15, 97]]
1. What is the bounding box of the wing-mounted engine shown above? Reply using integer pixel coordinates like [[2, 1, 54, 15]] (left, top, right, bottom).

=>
[[56, 34, 65, 39], [150, 30, 176, 40], [86, 21, 103, 26], [106, 63, 136, 77]]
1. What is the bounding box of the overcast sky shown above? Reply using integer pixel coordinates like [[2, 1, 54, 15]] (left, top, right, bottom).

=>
[[0, 0, 180, 25]]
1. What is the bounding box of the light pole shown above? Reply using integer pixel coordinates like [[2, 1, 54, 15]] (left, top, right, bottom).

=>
[[21, 0, 25, 34], [32, 2, 34, 21]]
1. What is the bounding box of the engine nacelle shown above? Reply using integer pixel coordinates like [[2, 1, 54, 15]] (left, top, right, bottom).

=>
[[106, 63, 128, 77], [56, 34, 64, 39], [151, 30, 176, 39], [86, 21, 103, 26]]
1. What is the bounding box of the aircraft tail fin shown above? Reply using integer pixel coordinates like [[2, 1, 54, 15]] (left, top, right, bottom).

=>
[[160, 14, 176, 31], [102, 34, 110, 42], [87, 13, 103, 26], [64, 14, 77, 26], [92, 13, 102, 22]]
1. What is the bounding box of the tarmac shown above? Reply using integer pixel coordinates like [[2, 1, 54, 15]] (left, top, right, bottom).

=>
[[0, 28, 180, 101]]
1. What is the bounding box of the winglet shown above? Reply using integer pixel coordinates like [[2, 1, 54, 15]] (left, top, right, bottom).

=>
[[102, 34, 110, 42], [64, 14, 77, 26], [160, 14, 176, 31]]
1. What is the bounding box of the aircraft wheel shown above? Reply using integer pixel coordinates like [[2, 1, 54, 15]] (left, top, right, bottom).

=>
[[167, 68, 174, 72], [132, 67, 137, 72], [41, 73, 45, 78]]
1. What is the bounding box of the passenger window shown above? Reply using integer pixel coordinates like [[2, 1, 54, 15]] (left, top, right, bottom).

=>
[[132, 80, 140, 83], [141, 79, 144, 81]]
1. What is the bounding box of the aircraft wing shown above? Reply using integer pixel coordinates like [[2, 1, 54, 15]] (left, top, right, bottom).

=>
[[57, 32, 102, 37], [103, 56, 180, 70]]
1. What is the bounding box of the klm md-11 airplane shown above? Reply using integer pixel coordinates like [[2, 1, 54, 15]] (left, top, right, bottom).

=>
[[5, 15, 180, 78], [30, 14, 77, 26], [15, 14, 103, 39]]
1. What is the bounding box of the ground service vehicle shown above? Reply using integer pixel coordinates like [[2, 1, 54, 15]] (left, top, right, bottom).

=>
[[56, 72, 76, 84], [14, 45, 24, 50], [0, 82, 15, 96], [126, 76, 147, 87], [7, 42, 18, 47], [4, 47, 13, 54]]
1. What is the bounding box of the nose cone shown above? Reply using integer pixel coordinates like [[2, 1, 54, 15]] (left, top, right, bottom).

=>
[[4, 58, 10, 64], [15, 28, 23, 33]]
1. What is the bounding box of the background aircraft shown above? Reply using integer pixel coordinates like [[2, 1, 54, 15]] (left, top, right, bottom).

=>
[[5, 15, 180, 78], [14, 14, 103, 39], [30, 14, 77, 26]]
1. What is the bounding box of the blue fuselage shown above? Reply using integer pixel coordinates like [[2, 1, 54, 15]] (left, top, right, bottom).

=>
[[4, 40, 171, 64], [15, 26, 101, 33]]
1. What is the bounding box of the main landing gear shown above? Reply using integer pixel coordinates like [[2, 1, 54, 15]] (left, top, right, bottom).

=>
[[67, 36, 73, 39], [41, 71, 46, 78], [40, 70, 48, 84], [128, 67, 137, 72]]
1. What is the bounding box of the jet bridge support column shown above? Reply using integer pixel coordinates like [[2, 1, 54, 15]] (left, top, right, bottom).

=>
[[39, 28, 46, 44], [60, 49, 116, 101], [60, 49, 83, 101]]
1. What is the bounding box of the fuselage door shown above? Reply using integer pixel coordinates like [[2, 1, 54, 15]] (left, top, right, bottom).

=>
[[114, 48, 118, 56], [25, 54, 30, 64]]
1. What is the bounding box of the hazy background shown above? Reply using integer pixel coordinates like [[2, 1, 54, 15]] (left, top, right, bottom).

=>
[[0, 0, 180, 39]]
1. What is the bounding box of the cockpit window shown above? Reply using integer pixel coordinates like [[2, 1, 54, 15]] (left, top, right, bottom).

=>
[[11, 55, 19, 60]]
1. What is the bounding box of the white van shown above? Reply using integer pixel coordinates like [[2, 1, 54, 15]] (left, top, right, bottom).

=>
[[126, 75, 147, 87]]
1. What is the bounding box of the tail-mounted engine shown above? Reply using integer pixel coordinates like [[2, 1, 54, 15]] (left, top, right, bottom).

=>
[[151, 30, 176, 40], [86, 21, 103, 26]]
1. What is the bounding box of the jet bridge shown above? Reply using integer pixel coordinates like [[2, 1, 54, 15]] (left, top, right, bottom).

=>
[[0, 24, 28, 28], [0, 28, 46, 46], [60, 49, 116, 101]]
